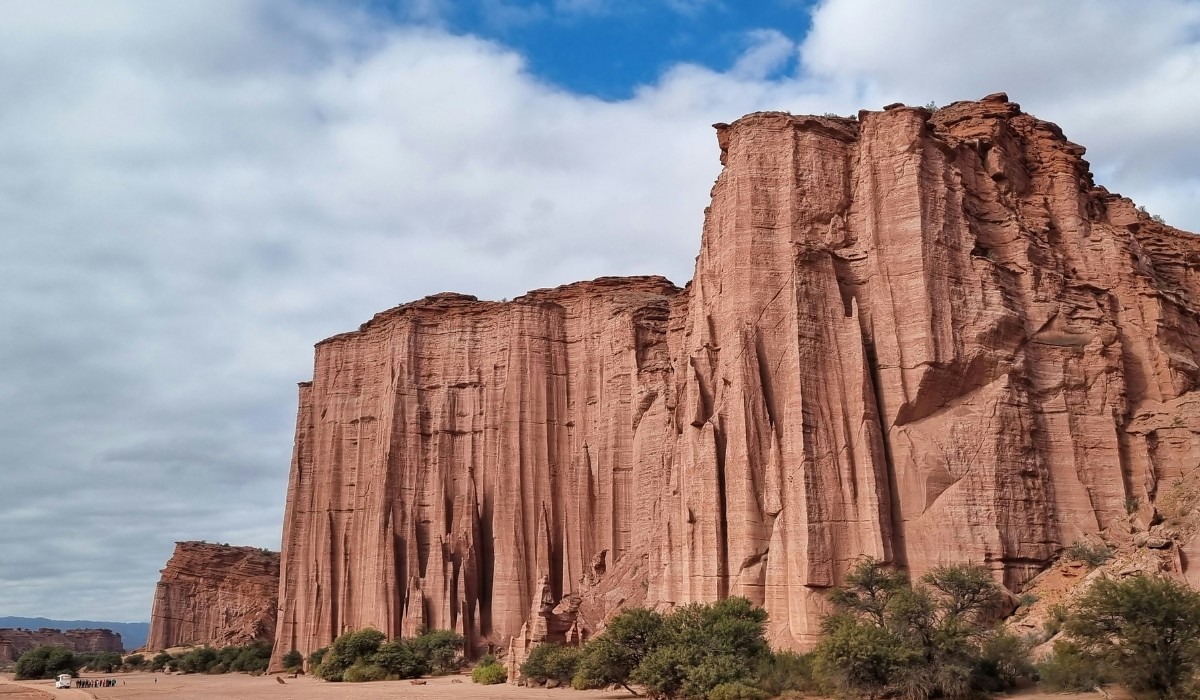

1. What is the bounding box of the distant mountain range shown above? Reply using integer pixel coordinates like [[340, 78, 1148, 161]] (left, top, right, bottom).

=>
[[0, 617, 149, 650]]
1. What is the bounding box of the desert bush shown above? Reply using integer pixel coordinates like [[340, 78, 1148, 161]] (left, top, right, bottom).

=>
[[175, 645, 218, 674], [374, 638, 428, 679], [1036, 639, 1106, 692], [813, 558, 1027, 699], [631, 597, 769, 699], [707, 681, 769, 700], [315, 628, 385, 681], [150, 651, 173, 671], [281, 649, 303, 673], [1067, 574, 1200, 698], [752, 650, 816, 696], [1043, 603, 1069, 638], [976, 631, 1034, 691], [1064, 540, 1113, 568], [573, 597, 769, 698], [410, 628, 464, 675], [342, 661, 388, 683], [90, 651, 123, 673], [13, 645, 79, 680], [472, 658, 508, 685], [521, 643, 581, 684], [123, 653, 146, 670], [573, 607, 664, 692]]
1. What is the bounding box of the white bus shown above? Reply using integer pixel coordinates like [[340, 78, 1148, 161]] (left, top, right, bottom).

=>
[[55, 673, 73, 689]]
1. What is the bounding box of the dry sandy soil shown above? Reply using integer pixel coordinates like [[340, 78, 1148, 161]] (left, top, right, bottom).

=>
[[1, 673, 1129, 700]]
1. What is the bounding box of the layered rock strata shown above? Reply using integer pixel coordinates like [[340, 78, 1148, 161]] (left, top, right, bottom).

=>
[[272, 94, 1200, 666], [0, 628, 122, 664], [146, 541, 279, 650]]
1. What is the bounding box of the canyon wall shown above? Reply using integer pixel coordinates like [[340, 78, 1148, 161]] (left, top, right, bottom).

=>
[[0, 628, 122, 664], [272, 93, 1200, 666], [146, 541, 279, 651]]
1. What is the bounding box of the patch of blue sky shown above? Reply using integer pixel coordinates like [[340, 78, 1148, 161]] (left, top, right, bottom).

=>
[[356, 0, 816, 98]]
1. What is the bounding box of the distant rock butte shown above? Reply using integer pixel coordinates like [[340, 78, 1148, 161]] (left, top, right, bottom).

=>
[[146, 541, 279, 651], [0, 628, 122, 664], [270, 94, 1200, 668]]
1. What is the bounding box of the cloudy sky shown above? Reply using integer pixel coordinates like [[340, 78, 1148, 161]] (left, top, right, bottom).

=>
[[1, 0, 1198, 624]]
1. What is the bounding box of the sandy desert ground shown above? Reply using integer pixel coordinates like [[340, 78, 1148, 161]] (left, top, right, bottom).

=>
[[1, 672, 1132, 700]]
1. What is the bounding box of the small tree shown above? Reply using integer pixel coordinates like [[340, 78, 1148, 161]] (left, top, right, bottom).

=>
[[410, 628, 465, 675], [521, 643, 580, 684], [814, 559, 1014, 700], [315, 628, 385, 681], [630, 597, 769, 699], [91, 651, 123, 673], [374, 638, 428, 679], [150, 651, 173, 671], [124, 653, 146, 670], [281, 649, 304, 673], [574, 607, 664, 692], [827, 557, 910, 625], [1036, 640, 1107, 692], [1067, 574, 1200, 698]]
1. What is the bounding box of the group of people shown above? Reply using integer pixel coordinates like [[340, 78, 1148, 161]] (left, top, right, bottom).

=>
[[75, 677, 119, 688]]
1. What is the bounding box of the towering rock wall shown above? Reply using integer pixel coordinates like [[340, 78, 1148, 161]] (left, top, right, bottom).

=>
[[0, 628, 122, 664], [273, 94, 1200, 665], [146, 541, 279, 651], [273, 277, 680, 659]]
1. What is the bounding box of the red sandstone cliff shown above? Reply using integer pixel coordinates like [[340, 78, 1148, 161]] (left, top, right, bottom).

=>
[[272, 94, 1200, 666], [0, 628, 122, 664], [146, 541, 279, 650]]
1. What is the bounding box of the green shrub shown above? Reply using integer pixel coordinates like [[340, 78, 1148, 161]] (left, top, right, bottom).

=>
[[1063, 541, 1112, 568], [707, 681, 769, 700], [306, 646, 327, 668], [281, 649, 303, 673], [634, 598, 769, 700], [1067, 574, 1200, 697], [150, 651, 173, 671], [573, 607, 664, 692], [1043, 603, 1069, 638], [176, 645, 218, 674], [521, 643, 581, 684], [124, 653, 146, 670], [13, 645, 79, 680], [813, 559, 1015, 700], [1036, 640, 1106, 692], [342, 661, 388, 683], [976, 631, 1034, 691], [90, 651, 123, 673], [752, 650, 815, 696], [315, 628, 385, 681], [472, 660, 508, 684], [410, 628, 464, 675], [374, 638, 428, 679], [813, 613, 903, 699]]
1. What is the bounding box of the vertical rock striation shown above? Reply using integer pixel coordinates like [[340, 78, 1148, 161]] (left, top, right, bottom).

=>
[[146, 541, 279, 650], [273, 94, 1200, 665]]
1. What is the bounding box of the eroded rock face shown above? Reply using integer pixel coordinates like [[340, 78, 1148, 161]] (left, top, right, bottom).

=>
[[0, 628, 122, 664], [146, 541, 279, 650], [272, 94, 1200, 665]]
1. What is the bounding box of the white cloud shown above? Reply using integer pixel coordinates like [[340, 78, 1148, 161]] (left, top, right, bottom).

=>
[[799, 0, 1200, 225], [0, 0, 1196, 621]]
